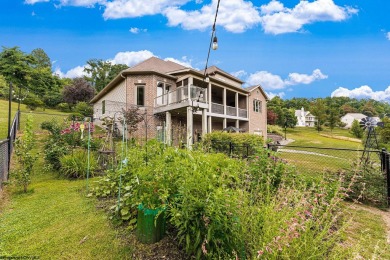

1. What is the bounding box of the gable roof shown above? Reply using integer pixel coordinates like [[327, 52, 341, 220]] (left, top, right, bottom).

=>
[[201, 66, 244, 84], [342, 113, 366, 120], [125, 56, 188, 74], [245, 85, 269, 101]]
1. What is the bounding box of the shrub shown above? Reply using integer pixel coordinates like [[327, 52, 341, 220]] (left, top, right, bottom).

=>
[[13, 115, 37, 192], [59, 150, 97, 178], [74, 102, 93, 117], [201, 131, 264, 157], [57, 102, 71, 112], [267, 124, 284, 136], [24, 95, 44, 110]]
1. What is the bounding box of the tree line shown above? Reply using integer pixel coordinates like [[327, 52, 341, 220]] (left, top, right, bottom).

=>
[[267, 96, 390, 131], [0, 46, 128, 115]]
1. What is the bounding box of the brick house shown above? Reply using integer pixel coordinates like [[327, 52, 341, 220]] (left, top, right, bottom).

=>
[[90, 57, 268, 148]]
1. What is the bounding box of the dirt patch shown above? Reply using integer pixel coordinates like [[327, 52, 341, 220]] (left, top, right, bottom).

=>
[[349, 204, 390, 244], [320, 134, 361, 143]]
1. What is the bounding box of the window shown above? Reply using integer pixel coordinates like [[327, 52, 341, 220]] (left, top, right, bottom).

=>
[[253, 99, 262, 113], [102, 100, 105, 114], [136, 85, 145, 106]]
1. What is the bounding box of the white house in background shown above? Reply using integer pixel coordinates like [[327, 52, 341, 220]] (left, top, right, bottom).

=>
[[340, 113, 366, 128], [295, 107, 316, 127]]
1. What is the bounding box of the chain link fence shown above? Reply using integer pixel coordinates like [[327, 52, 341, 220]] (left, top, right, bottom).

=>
[[206, 140, 388, 206], [0, 112, 19, 190]]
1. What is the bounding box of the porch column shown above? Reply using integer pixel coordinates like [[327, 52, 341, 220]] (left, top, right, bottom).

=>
[[223, 88, 227, 115], [188, 77, 193, 100], [208, 82, 212, 112], [236, 119, 239, 129], [246, 95, 249, 119], [223, 118, 227, 129], [187, 106, 193, 149], [166, 111, 172, 145], [202, 108, 207, 137], [235, 93, 239, 117], [208, 116, 212, 133]]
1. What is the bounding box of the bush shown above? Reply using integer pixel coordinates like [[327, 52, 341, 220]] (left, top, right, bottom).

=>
[[13, 115, 37, 192], [57, 102, 71, 112], [24, 94, 44, 110], [59, 150, 97, 178], [267, 124, 284, 136], [74, 101, 93, 117], [201, 131, 264, 157]]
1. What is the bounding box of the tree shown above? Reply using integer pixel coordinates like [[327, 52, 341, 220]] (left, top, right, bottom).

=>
[[282, 108, 297, 128], [84, 59, 128, 92], [327, 107, 340, 132], [0, 46, 34, 86], [267, 109, 278, 125], [361, 101, 377, 117], [30, 48, 51, 68], [350, 119, 363, 138], [122, 106, 144, 135], [62, 78, 95, 105], [310, 99, 327, 132]]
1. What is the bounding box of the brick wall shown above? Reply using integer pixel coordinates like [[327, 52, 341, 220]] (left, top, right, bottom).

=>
[[248, 88, 267, 140]]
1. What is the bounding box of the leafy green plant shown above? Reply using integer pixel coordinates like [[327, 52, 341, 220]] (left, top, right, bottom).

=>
[[267, 124, 284, 136], [74, 101, 93, 117], [59, 149, 97, 178], [14, 115, 37, 192]]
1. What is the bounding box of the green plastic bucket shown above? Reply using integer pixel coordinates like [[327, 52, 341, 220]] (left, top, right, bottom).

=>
[[136, 204, 166, 244]]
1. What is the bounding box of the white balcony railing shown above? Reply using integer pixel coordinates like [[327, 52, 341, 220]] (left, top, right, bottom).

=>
[[155, 85, 207, 107]]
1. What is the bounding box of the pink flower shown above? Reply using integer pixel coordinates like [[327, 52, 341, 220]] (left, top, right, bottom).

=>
[[257, 250, 264, 256]]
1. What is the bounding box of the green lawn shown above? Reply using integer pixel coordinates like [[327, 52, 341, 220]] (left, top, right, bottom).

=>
[[0, 172, 132, 259], [0, 99, 70, 139]]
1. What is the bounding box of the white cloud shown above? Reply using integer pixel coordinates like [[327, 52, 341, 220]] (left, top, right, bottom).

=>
[[54, 65, 86, 78], [103, 0, 189, 19], [109, 50, 154, 66], [58, 0, 105, 7], [164, 0, 261, 33], [129, 27, 147, 34], [164, 56, 193, 68], [246, 69, 327, 90], [247, 71, 285, 90], [331, 85, 390, 101], [231, 70, 247, 79], [25, 0, 49, 4], [285, 69, 328, 85], [386, 32, 390, 40], [266, 91, 285, 99], [260, 0, 358, 34], [260, 0, 285, 15]]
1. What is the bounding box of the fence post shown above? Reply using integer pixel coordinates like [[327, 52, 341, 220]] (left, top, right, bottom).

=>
[[385, 152, 390, 206], [381, 148, 386, 172], [7, 83, 12, 173], [229, 142, 232, 157]]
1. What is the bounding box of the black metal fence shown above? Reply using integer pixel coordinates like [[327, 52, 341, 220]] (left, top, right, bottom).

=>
[[208, 140, 389, 206], [0, 112, 19, 190]]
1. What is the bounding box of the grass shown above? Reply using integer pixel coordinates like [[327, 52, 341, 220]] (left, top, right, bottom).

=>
[[0, 99, 70, 139], [0, 171, 132, 259], [342, 203, 390, 259]]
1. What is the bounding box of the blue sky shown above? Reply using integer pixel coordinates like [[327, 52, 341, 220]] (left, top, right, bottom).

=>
[[2, 0, 390, 100]]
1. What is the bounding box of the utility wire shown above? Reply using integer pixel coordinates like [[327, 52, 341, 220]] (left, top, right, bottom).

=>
[[203, 0, 221, 78]]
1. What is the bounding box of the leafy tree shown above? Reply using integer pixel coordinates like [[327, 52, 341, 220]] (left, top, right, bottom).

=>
[[327, 107, 340, 132], [283, 108, 297, 128], [0, 75, 8, 98], [30, 48, 51, 68], [0, 46, 34, 86], [310, 99, 327, 132], [340, 104, 358, 115], [361, 101, 377, 117], [267, 109, 278, 125], [122, 106, 144, 135], [350, 119, 363, 138], [84, 59, 128, 92], [62, 78, 95, 105]]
